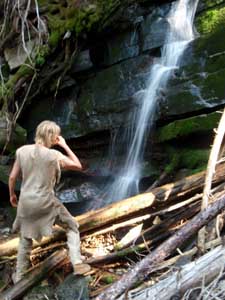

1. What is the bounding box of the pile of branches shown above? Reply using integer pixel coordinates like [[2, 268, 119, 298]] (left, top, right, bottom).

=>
[[1, 157, 225, 299]]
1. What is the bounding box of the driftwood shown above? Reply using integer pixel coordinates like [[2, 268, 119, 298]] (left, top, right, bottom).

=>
[[95, 191, 225, 300], [117, 245, 225, 300], [1, 163, 225, 258], [198, 108, 225, 250], [89, 237, 224, 298], [0, 249, 68, 300]]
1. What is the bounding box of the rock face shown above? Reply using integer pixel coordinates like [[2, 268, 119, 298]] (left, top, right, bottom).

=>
[[22, 1, 225, 136], [1, 0, 225, 207]]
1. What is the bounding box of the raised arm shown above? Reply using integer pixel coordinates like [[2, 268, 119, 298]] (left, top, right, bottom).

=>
[[56, 136, 83, 171], [8, 159, 21, 207]]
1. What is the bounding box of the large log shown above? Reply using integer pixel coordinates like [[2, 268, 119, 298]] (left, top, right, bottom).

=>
[[0, 249, 68, 300], [1, 163, 225, 257], [95, 191, 225, 300], [117, 245, 225, 300]]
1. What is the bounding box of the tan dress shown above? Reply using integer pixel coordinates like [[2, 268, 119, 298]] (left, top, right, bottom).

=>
[[12, 144, 79, 242]]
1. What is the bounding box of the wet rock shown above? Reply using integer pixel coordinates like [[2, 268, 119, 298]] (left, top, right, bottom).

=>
[[159, 5, 225, 120], [141, 4, 171, 52], [198, 0, 225, 13], [55, 274, 89, 300], [98, 29, 140, 66], [72, 50, 93, 73], [57, 188, 79, 203], [75, 53, 152, 134], [57, 182, 103, 214], [156, 112, 220, 143], [23, 285, 55, 300], [22, 85, 80, 141]]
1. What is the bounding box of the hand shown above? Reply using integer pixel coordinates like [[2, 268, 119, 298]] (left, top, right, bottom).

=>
[[55, 136, 67, 148], [10, 194, 18, 207]]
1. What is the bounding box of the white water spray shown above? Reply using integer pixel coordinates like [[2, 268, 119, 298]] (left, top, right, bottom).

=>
[[105, 0, 199, 202]]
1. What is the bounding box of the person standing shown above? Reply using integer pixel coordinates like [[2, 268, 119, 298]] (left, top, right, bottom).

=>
[[9, 120, 90, 282]]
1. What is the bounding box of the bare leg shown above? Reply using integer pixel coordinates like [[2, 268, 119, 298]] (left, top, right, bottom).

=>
[[15, 236, 33, 282]]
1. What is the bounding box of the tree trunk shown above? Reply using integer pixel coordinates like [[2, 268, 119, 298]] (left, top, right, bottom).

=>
[[95, 192, 225, 300]]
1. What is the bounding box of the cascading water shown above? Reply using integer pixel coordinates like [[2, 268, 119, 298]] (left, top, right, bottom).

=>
[[104, 0, 199, 203]]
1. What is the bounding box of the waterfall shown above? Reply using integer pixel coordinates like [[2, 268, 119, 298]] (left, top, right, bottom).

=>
[[104, 0, 199, 203]]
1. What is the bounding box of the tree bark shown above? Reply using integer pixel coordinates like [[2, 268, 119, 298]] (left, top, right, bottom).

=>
[[95, 192, 225, 300], [1, 163, 225, 257], [0, 249, 68, 300], [117, 245, 225, 300]]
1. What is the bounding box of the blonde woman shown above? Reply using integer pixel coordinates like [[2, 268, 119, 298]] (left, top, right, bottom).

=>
[[9, 120, 90, 282]]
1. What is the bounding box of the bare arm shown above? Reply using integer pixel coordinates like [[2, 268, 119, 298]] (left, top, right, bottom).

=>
[[56, 136, 83, 171], [8, 159, 21, 207]]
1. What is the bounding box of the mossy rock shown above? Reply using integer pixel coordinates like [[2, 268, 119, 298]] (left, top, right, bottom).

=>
[[0, 117, 27, 153], [157, 112, 220, 142], [164, 147, 209, 176], [38, 0, 121, 48], [162, 4, 225, 119], [196, 4, 225, 36]]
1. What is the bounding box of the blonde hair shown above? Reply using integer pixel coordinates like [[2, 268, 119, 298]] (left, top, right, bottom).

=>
[[35, 120, 61, 148]]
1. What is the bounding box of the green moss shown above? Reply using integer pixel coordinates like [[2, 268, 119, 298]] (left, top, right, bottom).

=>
[[165, 154, 180, 174], [164, 147, 209, 175], [3, 64, 34, 97], [180, 148, 209, 171], [197, 5, 225, 35], [193, 4, 225, 59], [157, 112, 220, 142], [116, 245, 143, 257], [201, 68, 225, 99], [35, 46, 50, 66], [101, 275, 116, 284], [0, 45, 50, 104], [39, 0, 121, 48]]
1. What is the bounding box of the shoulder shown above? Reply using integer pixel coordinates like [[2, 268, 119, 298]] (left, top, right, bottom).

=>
[[16, 144, 34, 156], [48, 149, 66, 161]]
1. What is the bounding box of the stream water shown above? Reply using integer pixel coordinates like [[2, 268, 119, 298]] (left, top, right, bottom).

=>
[[103, 0, 199, 203]]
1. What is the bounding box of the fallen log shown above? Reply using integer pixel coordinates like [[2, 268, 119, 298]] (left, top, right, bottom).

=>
[[95, 191, 225, 300], [198, 108, 225, 250], [0, 249, 68, 300], [117, 245, 225, 300], [1, 163, 225, 257]]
